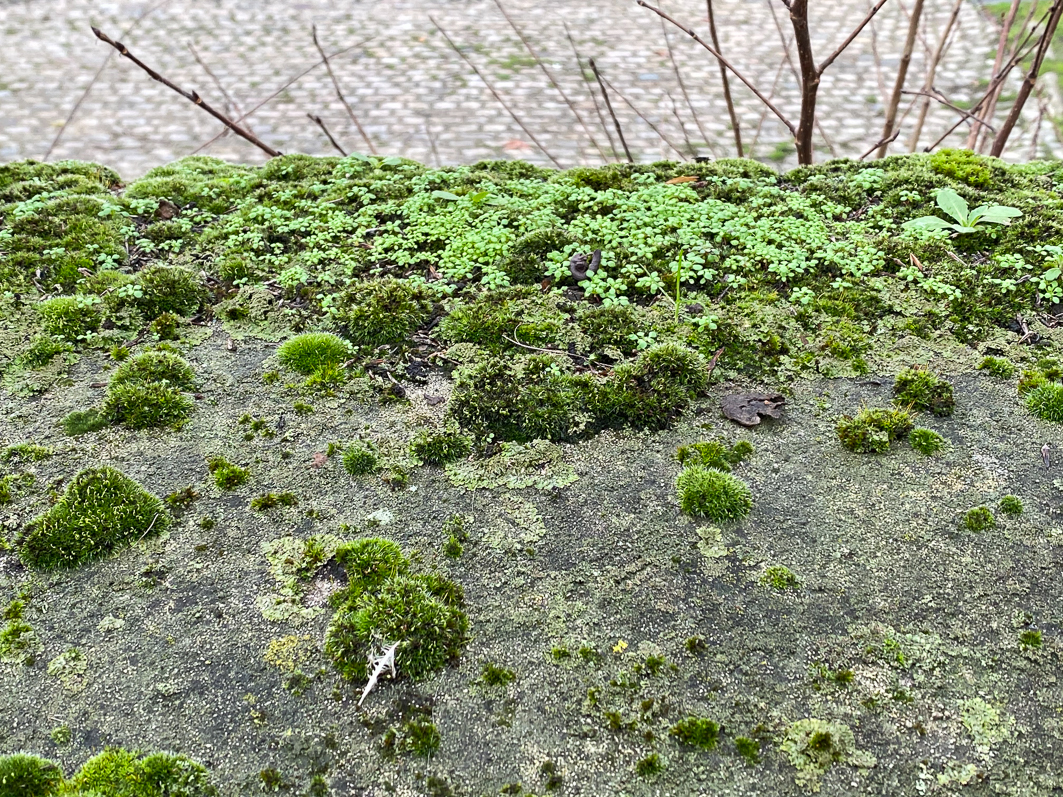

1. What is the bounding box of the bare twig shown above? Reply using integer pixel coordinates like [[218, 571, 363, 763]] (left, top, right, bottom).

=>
[[91, 26, 281, 157], [906, 0, 963, 151], [818, 0, 891, 73], [901, 89, 997, 130], [980, 0, 1041, 151], [637, 1, 794, 134], [425, 118, 442, 167], [190, 37, 373, 156], [706, 0, 742, 156], [431, 15, 562, 168], [600, 72, 687, 159], [659, 3, 710, 155], [968, 0, 1021, 149], [312, 25, 375, 154], [308, 113, 348, 155], [563, 21, 619, 161], [876, 0, 923, 157], [668, 91, 699, 158], [589, 59, 634, 162], [492, 0, 607, 161], [45, 0, 173, 160], [188, 42, 252, 135], [861, 128, 900, 159]]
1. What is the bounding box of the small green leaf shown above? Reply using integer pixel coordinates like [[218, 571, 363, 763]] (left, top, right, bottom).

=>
[[975, 205, 1023, 225], [469, 190, 490, 204], [347, 152, 372, 163], [902, 216, 952, 231], [382, 156, 403, 166], [935, 188, 969, 225], [1044, 267, 1061, 282], [431, 191, 461, 201]]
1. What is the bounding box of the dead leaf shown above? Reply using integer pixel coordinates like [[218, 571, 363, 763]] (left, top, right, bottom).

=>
[[155, 199, 179, 220], [311, 452, 328, 469], [721, 392, 786, 427], [665, 176, 698, 184]]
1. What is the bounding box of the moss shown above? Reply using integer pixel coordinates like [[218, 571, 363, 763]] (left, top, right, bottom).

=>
[[14, 336, 72, 369], [66, 748, 217, 797], [1025, 382, 1063, 422], [928, 148, 997, 189], [500, 227, 576, 283], [325, 538, 467, 681], [908, 427, 945, 455], [17, 466, 170, 569], [109, 350, 196, 391], [578, 303, 641, 356], [0, 753, 64, 797], [331, 277, 431, 347], [440, 287, 566, 353], [635, 754, 663, 778], [206, 457, 249, 490], [61, 409, 108, 436], [277, 332, 352, 376], [389, 719, 441, 758], [893, 368, 954, 416], [0, 443, 53, 463], [0, 606, 40, 665], [410, 428, 472, 466], [1000, 494, 1023, 515], [36, 295, 101, 342], [964, 506, 995, 532], [1018, 369, 1048, 395], [676, 466, 752, 522], [669, 716, 720, 750], [977, 355, 1015, 378], [130, 265, 207, 320], [103, 382, 195, 430], [836, 407, 913, 453], [1020, 629, 1042, 648], [593, 344, 708, 431], [676, 439, 753, 471], [761, 565, 800, 591], [479, 662, 516, 687], [734, 737, 761, 765], [781, 719, 874, 790], [250, 492, 298, 511], [444, 534, 463, 558], [149, 312, 182, 340], [342, 442, 380, 476]]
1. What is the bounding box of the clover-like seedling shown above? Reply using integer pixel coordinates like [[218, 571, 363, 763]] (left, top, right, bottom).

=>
[[902, 187, 1021, 234]]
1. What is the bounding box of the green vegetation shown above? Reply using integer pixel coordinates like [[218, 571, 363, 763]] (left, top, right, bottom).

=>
[[1026, 382, 1063, 422], [781, 719, 874, 790], [479, 662, 516, 687], [101, 350, 196, 429], [383, 718, 441, 758], [837, 407, 914, 453], [761, 565, 800, 591], [893, 368, 954, 416], [669, 716, 720, 749], [331, 277, 431, 347], [17, 466, 169, 569], [675, 439, 753, 471], [908, 427, 946, 455], [676, 465, 752, 522], [36, 295, 100, 342], [977, 355, 1015, 378], [1020, 629, 1043, 648], [1000, 494, 1024, 515], [635, 754, 663, 777], [734, 737, 761, 765], [324, 538, 468, 681], [61, 409, 108, 436], [207, 457, 249, 490], [62, 748, 217, 797], [342, 441, 380, 476], [250, 492, 298, 511], [964, 506, 996, 532], [410, 428, 472, 466], [902, 187, 1020, 235], [0, 443, 52, 463], [0, 754, 63, 797], [277, 332, 352, 376]]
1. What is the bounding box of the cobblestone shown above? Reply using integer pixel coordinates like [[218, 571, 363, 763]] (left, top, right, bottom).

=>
[[0, 0, 1056, 178]]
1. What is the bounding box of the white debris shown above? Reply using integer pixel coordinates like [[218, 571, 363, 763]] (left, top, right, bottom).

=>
[[358, 641, 399, 707]]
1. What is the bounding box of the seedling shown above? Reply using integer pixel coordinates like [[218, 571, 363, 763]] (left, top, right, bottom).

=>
[[902, 188, 1021, 234]]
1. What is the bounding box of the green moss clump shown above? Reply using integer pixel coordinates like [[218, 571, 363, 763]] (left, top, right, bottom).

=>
[[781, 719, 873, 790], [676, 465, 752, 522], [999, 494, 1023, 515], [410, 429, 472, 466], [928, 148, 995, 188], [734, 737, 761, 765], [0, 443, 53, 463], [36, 295, 100, 342], [893, 368, 954, 416], [331, 277, 431, 347], [479, 662, 516, 687], [635, 754, 663, 778], [325, 538, 468, 681], [439, 287, 565, 353], [977, 356, 1015, 379], [61, 409, 108, 436], [761, 565, 800, 591], [676, 439, 753, 471], [250, 492, 298, 511], [66, 748, 217, 797], [1025, 382, 1063, 422], [384, 719, 441, 758], [277, 332, 352, 376], [0, 753, 64, 797], [342, 442, 379, 476], [1018, 369, 1048, 396], [110, 350, 196, 391], [578, 304, 641, 356], [837, 407, 913, 453], [17, 466, 170, 569], [149, 311, 182, 340], [14, 336, 72, 369], [593, 344, 708, 431], [131, 265, 207, 320], [908, 427, 945, 455], [963, 506, 995, 531], [103, 381, 195, 430], [207, 457, 249, 490], [669, 716, 720, 749], [1020, 629, 1042, 648]]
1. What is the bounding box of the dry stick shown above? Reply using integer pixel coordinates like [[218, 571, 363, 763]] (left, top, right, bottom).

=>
[[425, 118, 442, 167], [589, 59, 634, 162], [637, 1, 794, 133], [668, 90, 699, 157], [991, 0, 1063, 156], [866, 8, 888, 106], [659, 6, 712, 155], [706, 0, 743, 156], [308, 113, 348, 155], [312, 25, 375, 154], [44, 0, 173, 160], [188, 42, 253, 136], [492, 0, 607, 161], [980, 0, 1041, 151], [599, 71, 688, 159], [1030, 88, 1049, 158], [967, 0, 1021, 149], [190, 37, 373, 156], [431, 16, 562, 168], [876, 0, 923, 158], [901, 89, 997, 131], [906, 0, 963, 152], [91, 26, 281, 157], [748, 55, 790, 154], [563, 22, 619, 162]]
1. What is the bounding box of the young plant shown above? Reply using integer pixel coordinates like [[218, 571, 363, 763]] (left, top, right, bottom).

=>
[[902, 188, 1021, 235]]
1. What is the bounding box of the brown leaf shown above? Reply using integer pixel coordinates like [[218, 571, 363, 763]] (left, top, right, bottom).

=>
[[155, 199, 179, 220], [311, 452, 328, 469], [665, 176, 698, 184], [721, 392, 786, 427]]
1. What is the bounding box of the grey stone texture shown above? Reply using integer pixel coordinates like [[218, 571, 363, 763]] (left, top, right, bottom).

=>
[[0, 0, 1056, 177]]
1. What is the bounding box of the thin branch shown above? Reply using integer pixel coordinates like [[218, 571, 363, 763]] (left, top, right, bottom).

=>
[[817, 0, 891, 74], [308, 113, 348, 155], [312, 25, 375, 154], [91, 26, 281, 157], [589, 59, 634, 162], [749, 55, 789, 153], [45, 0, 173, 160], [668, 90, 699, 158], [980, 0, 1042, 151], [599, 72, 688, 159], [706, 0, 742, 156], [636, 0, 794, 134], [431, 15, 563, 168], [660, 4, 711, 154], [425, 118, 442, 167], [906, 0, 964, 151], [902, 90, 997, 130], [861, 128, 900, 159], [190, 37, 374, 156], [876, 0, 923, 157], [563, 22, 618, 162], [968, 0, 1021, 149], [492, 0, 607, 161], [187, 42, 252, 135]]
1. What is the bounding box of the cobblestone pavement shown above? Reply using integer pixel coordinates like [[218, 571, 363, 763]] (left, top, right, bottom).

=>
[[0, 0, 1057, 178]]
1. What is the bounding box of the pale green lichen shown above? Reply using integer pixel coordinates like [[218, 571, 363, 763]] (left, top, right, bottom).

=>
[[780, 718, 876, 792], [445, 440, 577, 490]]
